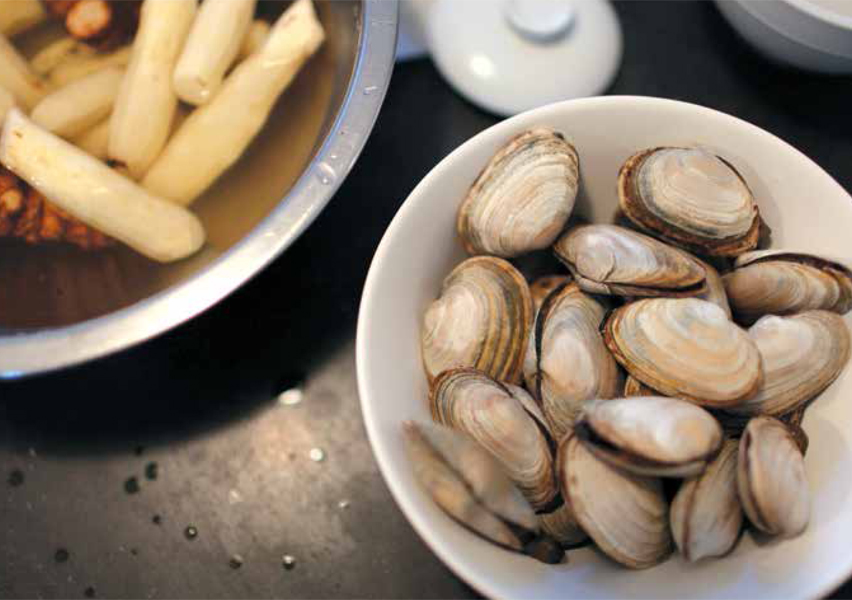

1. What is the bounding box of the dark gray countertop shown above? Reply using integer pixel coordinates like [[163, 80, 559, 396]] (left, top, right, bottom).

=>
[[2, 1, 852, 598]]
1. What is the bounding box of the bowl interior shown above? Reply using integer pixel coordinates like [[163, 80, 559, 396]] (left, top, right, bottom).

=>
[[357, 96, 852, 599], [0, 1, 360, 332]]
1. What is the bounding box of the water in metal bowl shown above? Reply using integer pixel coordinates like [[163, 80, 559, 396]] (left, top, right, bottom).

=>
[[0, 0, 397, 377]]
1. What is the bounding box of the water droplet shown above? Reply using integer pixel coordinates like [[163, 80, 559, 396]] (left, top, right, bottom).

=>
[[54, 548, 69, 563], [84, 587, 96, 598], [144, 462, 158, 481], [338, 500, 350, 510], [124, 477, 140, 494], [315, 162, 336, 185], [329, 153, 339, 161], [309, 448, 325, 462], [228, 489, 243, 505], [152, 514, 162, 525], [363, 85, 378, 96], [229, 554, 244, 570], [7, 469, 24, 487], [282, 555, 296, 570], [184, 525, 198, 540], [278, 388, 303, 406]]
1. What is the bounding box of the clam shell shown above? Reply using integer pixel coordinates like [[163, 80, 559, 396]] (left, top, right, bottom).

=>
[[617, 147, 760, 256], [540, 501, 588, 547], [431, 369, 558, 511], [670, 439, 743, 561], [723, 251, 852, 323], [695, 258, 732, 318], [402, 421, 538, 550], [422, 256, 532, 384], [523, 283, 623, 441], [457, 129, 580, 258], [623, 375, 658, 397], [553, 224, 706, 297], [530, 274, 572, 314], [576, 396, 723, 477], [737, 416, 810, 537], [558, 434, 672, 569], [603, 298, 762, 408], [727, 311, 851, 417]]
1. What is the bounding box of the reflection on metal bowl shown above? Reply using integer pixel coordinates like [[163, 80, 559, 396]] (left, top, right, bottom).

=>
[[0, 0, 398, 377]]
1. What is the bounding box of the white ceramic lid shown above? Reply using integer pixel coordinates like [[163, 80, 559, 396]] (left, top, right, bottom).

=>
[[427, 0, 623, 116]]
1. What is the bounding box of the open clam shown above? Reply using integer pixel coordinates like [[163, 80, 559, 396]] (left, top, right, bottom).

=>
[[603, 298, 762, 408], [558, 434, 672, 569], [430, 369, 558, 511], [722, 251, 852, 323], [457, 129, 580, 258], [670, 439, 743, 562], [523, 283, 622, 440], [421, 256, 532, 385], [553, 224, 706, 297], [726, 311, 851, 417], [737, 416, 810, 538], [402, 421, 539, 551], [617, 147, 760, 256], [575, 396, 723, 477]]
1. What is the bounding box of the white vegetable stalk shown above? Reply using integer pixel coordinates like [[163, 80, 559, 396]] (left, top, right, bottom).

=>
[[0, 109, 205, 263], [0, 0, 47, 37], [0, 34, 46, 109], [72, 118, 110, 160], [31, 67, 124, 138], [108, 0, 197, 178], [0, 86, 15, 124], [143, 0, 325, 205], [48, 45, 130, 87], [173, 0, 256, 106], [236, 19, 270, 62]]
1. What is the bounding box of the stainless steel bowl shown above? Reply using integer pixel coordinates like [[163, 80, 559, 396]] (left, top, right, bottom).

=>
[[0, 0, 398, 378]]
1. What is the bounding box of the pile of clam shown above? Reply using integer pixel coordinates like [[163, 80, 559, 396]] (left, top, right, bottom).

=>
[[405, 130, 852, 568]]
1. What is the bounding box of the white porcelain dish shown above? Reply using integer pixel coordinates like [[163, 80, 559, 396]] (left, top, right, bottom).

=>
[[717, 0, 852, 73], [357, 96, 852, 599]]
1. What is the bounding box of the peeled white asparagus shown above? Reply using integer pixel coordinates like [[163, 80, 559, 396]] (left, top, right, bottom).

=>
[[30, 37, 92, 76], [0, 86, 14, 124], [173, 0, 256, 105], [71, 117, 110, 160], [236, 19, 270, 61], [31, 67, 123, 138], [0, 34, 46, 109], [143, 0, 324, 205], [48, 45, 130, 87], [108, 0, 196, 178], [0, 109, 205, 262], [0, 0, 47, 37]]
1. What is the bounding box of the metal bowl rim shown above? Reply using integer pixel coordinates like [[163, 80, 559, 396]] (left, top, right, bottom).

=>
[[0, 0, 399, 379]]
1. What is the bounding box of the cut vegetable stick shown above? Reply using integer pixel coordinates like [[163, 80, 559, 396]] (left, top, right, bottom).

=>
[[48, 44, 131, 87], [0, 0, 47, 37], [72, 117, 110, 159], [30, 37, 93, 75], [0, 109, 205, 262], [236, 19, 270, 62], [108, 0, 196, 178], [143, 0, 324, 205], [31, 66, 123, 138], [0, 34, 47, 109], [173, 0, 256, 106], [0, 86, 15, 124]]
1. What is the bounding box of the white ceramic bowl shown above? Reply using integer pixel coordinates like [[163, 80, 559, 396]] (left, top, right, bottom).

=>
[[357, 96, 852, 599], [716, 0, 852, 74]]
